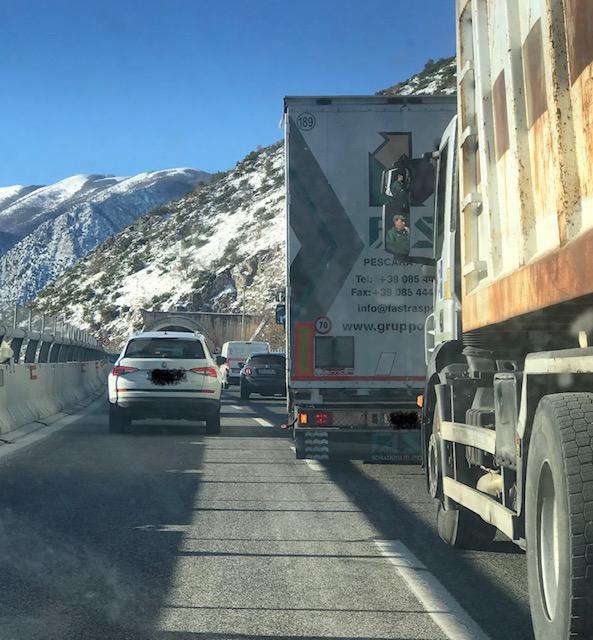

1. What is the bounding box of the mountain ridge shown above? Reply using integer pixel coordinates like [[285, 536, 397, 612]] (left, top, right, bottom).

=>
[[32, 58, 457, 349], [0, 168, 211, 303]]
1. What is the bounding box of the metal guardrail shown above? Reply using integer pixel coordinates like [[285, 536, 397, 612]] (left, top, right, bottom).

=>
[[0, 303, 104, 364]]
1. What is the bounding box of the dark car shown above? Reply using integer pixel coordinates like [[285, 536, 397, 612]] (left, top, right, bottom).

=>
[[240, 352, 286, 400]]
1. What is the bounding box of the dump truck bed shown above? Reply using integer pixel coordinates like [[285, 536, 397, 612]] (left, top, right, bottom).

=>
[[457, 0, 593, 332]]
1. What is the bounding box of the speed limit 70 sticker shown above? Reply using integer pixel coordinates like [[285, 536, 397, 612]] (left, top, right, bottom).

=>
[[314, 316, 332, 334]]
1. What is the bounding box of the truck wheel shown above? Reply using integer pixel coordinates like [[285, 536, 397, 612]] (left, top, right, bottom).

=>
[[526, 393, 593, 640], [108, 404, 129, 433], [205, 412, 221, 435], [432, 403, 496, 548], [428, 432, 442, 499]]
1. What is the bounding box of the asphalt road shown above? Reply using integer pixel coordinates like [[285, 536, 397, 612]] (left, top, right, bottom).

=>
[[0, 390, 533, 640]]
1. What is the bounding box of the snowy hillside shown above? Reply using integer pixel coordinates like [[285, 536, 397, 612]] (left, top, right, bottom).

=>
[[31, 58, 456, 349], [0, 168, 210, 303], [377, 56, 456, 96], [33, 143, 285, 349], [0, 184, 42, 211], [0, 174, 119, 250]]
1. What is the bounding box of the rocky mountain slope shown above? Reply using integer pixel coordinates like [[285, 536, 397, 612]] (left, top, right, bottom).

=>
[[31, 58, 456, 349], [33, 143, 285, 348], [377, 56, 456, 96], [0, 169, 210, 302]]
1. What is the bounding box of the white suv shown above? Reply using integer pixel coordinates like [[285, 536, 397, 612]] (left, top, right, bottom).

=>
[[107, 331, 222, 434]]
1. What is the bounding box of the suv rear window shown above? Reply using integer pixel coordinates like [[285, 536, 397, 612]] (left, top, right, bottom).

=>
[[125, 338, 205, 359], [248, 354, 285, 366]]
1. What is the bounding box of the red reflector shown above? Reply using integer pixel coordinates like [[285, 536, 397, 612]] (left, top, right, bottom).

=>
[[243, 366, 253, 375], [191, 367, 218, 378], [314, 412, 332, 426], [113, 366, 138, 376]]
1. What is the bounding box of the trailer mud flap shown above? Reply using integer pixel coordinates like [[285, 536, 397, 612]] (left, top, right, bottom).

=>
[[294, 429, 421, 463]]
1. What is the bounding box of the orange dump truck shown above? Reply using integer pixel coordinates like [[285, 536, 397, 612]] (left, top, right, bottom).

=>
[[423, 2, 593, 638]]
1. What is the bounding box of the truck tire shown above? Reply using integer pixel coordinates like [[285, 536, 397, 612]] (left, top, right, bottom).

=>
[[526, 393, 593, 639], [428, 432, 442, 499], [205, 412, 221, 435], [108, 404, 130, 433], [431, 403, 497, 548]]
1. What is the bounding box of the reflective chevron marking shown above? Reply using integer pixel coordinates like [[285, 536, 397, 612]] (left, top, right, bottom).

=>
[[288, 119, 364, 321]]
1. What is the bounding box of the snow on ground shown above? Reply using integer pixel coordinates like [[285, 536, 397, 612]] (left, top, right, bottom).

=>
[[33, 142, 286, 348]]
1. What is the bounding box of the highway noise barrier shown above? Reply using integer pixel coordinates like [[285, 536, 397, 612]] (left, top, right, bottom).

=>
[[0, 361, 109, 434]]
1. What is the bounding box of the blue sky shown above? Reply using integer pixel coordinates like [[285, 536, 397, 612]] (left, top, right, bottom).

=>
[[0, 0, 455, 186]]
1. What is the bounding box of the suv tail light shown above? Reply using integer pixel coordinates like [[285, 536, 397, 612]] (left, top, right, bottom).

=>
[[191, 367, 218, 378], [112, 365, 138, 376], [243, 366, 253, 375]]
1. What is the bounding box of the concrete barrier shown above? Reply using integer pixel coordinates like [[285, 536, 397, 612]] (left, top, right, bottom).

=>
[[0, 360, 109, 435]]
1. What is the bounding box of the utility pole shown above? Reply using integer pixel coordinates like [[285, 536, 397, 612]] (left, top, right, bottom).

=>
[[241, 285, 245, 340]]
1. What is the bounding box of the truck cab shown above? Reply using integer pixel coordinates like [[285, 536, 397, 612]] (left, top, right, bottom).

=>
[[425, 115, 461, 364]]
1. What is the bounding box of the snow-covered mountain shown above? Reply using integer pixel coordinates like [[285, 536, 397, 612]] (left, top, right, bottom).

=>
[[0, 184, 42, 211], [31, 58, 456, 349], [0, 168, 210, 302], [33, 143, 285, 349], [377, 56, 456, 96]]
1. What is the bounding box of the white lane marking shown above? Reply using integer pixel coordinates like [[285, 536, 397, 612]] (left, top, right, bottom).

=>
[[230, 405, 243, 410], [374, 540, 490, 640], [304, 459, 326, 471], [253, 418, 273, 428], [0, 395, 104, 462], [289, 445, 326, 470]]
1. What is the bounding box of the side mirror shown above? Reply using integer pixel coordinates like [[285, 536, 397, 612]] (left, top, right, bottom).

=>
[[275, 303, 286, 326], [422, 264, 436, 279], [216, 355, 226, 366]]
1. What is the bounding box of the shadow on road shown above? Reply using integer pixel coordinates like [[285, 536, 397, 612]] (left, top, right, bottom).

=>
[[324, 461, 534, 640], [0, 406, 208, 640]]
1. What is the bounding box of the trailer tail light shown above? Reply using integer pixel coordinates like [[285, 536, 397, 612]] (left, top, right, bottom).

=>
[[112, 366, 138, 376], [191, 367, 218, 378], [314, 411, 332, 426], [298, 411, 333, 426], [243, 366, 253, 375]]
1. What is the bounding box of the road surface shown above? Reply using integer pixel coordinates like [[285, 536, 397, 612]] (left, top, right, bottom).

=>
[[0, 390, 533, 640]]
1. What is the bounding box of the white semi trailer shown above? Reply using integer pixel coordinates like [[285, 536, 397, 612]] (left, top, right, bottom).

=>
[[284, 95, 455, 461]]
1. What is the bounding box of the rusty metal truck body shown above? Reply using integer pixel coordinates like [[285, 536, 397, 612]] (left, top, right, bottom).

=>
[[424, 2, 593, 638]]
